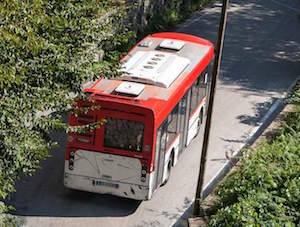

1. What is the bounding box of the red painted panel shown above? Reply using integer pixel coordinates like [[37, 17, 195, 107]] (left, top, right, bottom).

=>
[[66, 32, 215, 173]]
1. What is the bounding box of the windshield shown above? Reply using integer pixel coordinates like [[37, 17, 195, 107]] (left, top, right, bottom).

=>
[[104, 117, 144, 152]]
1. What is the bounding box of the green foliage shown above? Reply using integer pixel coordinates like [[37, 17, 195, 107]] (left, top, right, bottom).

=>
[[0, 0, 134, 223], [0, 202, 21, 227], [0, 0, 213, 224], [136, 0, 211, 37], [287, 83, 300, 104], [208, 90, 300, 226]]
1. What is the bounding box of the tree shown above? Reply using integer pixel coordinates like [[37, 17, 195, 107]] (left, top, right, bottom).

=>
[[0, 0, 134, 221]]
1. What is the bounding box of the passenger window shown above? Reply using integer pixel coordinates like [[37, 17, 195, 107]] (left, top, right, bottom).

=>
[[190, 82, 199, 115], [166, 104, 179, 147], [160, 122, 168, 152], [198, 71, 208, 103]]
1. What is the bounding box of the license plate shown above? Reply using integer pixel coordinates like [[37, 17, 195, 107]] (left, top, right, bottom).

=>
[[92, 179, 119, 188]]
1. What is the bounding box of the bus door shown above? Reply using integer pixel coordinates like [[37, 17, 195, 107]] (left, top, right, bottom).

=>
[[154, 121, 167, 189], [178, 90, 191, 153]]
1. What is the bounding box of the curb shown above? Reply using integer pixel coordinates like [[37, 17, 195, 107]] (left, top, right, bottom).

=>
[[202, 76, 300, 200]]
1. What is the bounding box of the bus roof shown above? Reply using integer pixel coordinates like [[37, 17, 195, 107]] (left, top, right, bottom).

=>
[[84, 32, 214, 121]]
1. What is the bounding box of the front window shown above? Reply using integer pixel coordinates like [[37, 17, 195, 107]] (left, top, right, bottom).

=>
[[104, 118, 144, 152]]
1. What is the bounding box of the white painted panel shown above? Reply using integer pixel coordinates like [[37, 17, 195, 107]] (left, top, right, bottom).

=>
[[64, 172, 150, 200], [147, 172, 155, 200], [187, 103, 204, 146], [66, 150, 144, 185], [173, 135, 180, 166], [64, 150, 154, 200], [162, 135, 180, 183]]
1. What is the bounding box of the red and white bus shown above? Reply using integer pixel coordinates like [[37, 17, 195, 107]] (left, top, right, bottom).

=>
[[64, 32, 214, 200]]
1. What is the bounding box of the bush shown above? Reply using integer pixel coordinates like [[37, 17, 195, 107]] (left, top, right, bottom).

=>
[[208, 94, 300, 226], [133, 0, 211, 36]]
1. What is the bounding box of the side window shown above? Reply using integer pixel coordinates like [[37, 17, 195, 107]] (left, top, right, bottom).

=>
[[189, 68, 210, 116], [190, 82, 199, 115], [156, 104, 180, 154], [160, 121, 168, 153], [180, 92, 188, 116], [198, 71, 208, 103], [166, 104, 179, 147], [155, 125, 162, 158]]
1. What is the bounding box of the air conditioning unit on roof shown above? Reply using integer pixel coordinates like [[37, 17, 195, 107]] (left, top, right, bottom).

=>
[[121, 51, 190, 88]]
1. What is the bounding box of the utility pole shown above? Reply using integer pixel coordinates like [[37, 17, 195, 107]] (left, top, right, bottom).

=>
[[193, 0, 230, 216]]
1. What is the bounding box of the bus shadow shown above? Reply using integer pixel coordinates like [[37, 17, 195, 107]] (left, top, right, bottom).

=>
[[9, 129, 141, 217]]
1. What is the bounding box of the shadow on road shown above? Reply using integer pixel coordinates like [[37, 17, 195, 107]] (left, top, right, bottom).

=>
[[175, 0, 300, 144], [9, 129, 141, 217], [171, 0, 300, 225], [176, 0, 300, 95], [133, 197, 192, 227], [237, 99, 274, 126]]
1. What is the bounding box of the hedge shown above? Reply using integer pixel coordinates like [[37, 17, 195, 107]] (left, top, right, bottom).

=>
[[208, 88, 300, 226]]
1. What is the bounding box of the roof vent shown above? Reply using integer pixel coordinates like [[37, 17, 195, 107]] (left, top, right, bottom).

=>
[[121, 51, 190, 88], [114, 82, 145, 97], [159, 39, 185, 51]]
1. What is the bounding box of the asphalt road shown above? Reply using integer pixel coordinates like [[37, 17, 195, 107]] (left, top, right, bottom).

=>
[[10, 0, 300, 226]]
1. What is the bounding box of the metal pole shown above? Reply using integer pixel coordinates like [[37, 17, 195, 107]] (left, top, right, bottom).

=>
[[193, 0, 230, 216]]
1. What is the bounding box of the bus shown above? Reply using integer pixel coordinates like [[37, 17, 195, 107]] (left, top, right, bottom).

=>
[[64, 32, 214, 200]]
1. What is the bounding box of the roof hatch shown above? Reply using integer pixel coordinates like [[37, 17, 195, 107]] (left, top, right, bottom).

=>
[[159, 39, 185, 51], [114, 81, 145, 97], [121, 51, 190, 88]]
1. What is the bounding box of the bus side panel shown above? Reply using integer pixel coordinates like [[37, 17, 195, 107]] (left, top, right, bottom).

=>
[[186, 100, 205, 146], [162, 134, 180, 183], [152, 122, 166, 190]]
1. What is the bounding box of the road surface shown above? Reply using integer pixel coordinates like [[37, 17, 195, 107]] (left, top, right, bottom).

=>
[[10, 0, 300, 226]]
